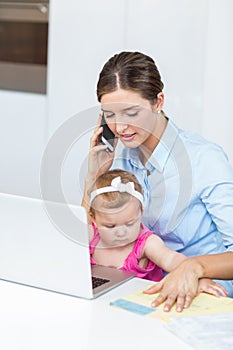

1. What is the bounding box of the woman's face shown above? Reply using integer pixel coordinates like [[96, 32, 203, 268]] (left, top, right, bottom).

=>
[[101, 88, 161, 152]]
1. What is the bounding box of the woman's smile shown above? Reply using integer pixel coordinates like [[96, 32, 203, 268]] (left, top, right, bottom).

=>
[[118, 132, 137, 141]]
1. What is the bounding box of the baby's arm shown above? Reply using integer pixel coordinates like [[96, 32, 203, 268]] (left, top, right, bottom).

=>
[[143, 234, 186, 272]]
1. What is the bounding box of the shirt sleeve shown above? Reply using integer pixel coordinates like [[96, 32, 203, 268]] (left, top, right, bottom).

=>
[[196, 144, 233, 252]]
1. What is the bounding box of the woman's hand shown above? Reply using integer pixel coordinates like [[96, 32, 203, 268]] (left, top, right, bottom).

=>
[[88, 114, 117, 181], [144, 271, 198, 312], [143, 258, 228, 312]]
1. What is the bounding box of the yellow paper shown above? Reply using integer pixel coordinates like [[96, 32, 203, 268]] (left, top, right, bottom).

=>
[[110, 286, 233, 323]]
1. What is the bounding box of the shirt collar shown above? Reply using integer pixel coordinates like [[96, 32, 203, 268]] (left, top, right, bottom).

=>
[[147, 118, 179, 172], [126, 118, 179, 172]]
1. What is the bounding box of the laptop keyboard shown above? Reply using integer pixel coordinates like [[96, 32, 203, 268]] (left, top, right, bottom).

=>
[[92, 276, 110, 289]]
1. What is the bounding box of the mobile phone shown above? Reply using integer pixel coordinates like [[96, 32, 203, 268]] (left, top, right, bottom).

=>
[[100, 113, 115, 152]]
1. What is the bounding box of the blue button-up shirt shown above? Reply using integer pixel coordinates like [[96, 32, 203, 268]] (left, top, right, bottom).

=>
[[112, 119, 233, 295]]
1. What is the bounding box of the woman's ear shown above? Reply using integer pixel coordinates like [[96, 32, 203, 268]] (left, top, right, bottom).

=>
[[154, 92, 164, 112]]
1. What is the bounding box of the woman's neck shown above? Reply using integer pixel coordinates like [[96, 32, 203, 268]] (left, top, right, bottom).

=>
[[139, 113, 168, 166]]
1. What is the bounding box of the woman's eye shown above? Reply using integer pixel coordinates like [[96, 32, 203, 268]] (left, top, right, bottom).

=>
[[126, 111, 139, 117], [105, 225, 115, 228], [105, 113, 115, 119]]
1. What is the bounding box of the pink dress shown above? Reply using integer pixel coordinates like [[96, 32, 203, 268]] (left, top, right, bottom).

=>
[[89, 223, 163, 282]]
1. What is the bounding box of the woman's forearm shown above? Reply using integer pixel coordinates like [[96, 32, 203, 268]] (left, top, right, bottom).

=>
[[188, 252, 233, 280]]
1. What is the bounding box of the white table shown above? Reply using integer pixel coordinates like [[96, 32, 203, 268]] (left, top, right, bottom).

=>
[[0, 278, 194, 350]]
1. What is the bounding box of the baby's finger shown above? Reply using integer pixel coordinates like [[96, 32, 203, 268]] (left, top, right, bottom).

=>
[[210, 284, 228, 297]]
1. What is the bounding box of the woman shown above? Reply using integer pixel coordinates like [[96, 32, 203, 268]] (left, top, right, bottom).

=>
[[82, 51, 233, 311]]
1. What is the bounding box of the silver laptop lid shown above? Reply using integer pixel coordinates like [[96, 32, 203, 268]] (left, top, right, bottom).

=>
[[0, 193, 94, 299]]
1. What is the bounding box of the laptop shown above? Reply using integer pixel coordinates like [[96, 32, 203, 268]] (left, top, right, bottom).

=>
[[0, 193, 135, 299]]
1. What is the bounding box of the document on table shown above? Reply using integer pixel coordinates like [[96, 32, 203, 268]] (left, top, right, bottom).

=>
[[165, 313, 233, 350], [109, 286, 233, 323], [110, 287, 233, 349]]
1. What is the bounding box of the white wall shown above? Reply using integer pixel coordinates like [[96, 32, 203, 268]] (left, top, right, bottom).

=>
[[0, 91, 47, 197], [202, 0, 233, 160], [1, 0, 233, 199], [47, 0, 128, 135]]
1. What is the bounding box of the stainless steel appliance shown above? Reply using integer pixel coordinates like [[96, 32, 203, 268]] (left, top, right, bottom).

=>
[[0, 1, 49, 94]]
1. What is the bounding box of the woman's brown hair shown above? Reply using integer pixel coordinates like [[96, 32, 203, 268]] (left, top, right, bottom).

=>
[[96, 51, 164, 104]]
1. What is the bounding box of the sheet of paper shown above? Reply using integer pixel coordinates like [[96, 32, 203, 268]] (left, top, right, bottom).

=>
[[110, 286, 233, 323], [110, 286, 233, 349], [165, 313, 233, 350]]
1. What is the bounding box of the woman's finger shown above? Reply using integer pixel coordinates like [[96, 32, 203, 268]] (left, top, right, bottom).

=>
[[162, 293, 178, 312], [151, 292, 167, 308], [143, 282, 162, 295], [90, 126, 103, 148], [175, 294, 186, 312], [184, 293, 194, 308]]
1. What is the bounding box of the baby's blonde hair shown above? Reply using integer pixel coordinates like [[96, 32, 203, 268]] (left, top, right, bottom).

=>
[[89, 169, 143, 217]]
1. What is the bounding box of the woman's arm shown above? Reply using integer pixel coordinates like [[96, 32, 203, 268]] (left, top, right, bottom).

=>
[[185, 252, 233, 280], [144, 252, 233, 312]]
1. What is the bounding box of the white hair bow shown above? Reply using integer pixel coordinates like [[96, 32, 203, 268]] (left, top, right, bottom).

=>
[[111, 176, 135, 194], [90, 176, 144, 205]]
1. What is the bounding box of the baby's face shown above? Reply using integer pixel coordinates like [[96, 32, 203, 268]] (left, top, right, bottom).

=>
[[93, 198, 142, 248]]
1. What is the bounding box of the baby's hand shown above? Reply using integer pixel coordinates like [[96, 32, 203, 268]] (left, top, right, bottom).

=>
[[198, 278, 228, 297]]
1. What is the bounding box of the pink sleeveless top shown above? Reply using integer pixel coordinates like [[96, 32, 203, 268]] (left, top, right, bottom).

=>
[[89, 223, 163, 282]]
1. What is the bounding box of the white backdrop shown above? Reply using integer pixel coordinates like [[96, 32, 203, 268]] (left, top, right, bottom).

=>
[[0, 0, 232, 198]]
